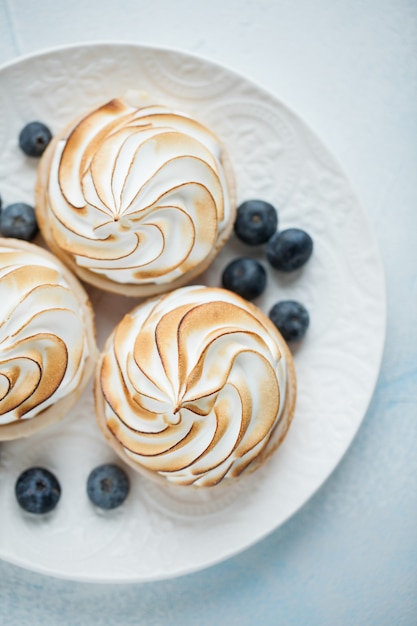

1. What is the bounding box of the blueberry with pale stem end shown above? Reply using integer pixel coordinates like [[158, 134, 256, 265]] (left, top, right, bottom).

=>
[[269, 300, 310, 342], [87, 464, 130, 510], [0, 202, 38, 240], [19, 121, 52, 157], [266, 228, 313, 272], [15, 467, 61, 514], [222, 257, 267, 300], [234, 199, 278, 245]]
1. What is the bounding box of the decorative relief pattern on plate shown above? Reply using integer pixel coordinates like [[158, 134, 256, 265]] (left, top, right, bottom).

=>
[[0, 43, 385, 583], [7, 46, 136, 125], [140, 472, 250, 520], [140, 47, 240, 100], [202, 98, 301, 206]]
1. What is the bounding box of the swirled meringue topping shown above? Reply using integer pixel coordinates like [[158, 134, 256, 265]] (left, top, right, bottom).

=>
[[44, 96, 233, 286], [0, 243, 91, 426], [99, 286, 291, 486]]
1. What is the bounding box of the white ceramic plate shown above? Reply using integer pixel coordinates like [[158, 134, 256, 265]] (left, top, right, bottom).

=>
[[0, 42, 386, 583]]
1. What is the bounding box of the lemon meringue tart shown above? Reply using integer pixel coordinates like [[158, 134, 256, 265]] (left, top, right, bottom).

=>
[[35, 93, 236, 296], [0, 239, 97, 440], [95, 286, 296, 488]]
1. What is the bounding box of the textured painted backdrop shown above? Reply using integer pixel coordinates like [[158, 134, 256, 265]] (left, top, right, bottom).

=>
[[0, 0, 416, 624]]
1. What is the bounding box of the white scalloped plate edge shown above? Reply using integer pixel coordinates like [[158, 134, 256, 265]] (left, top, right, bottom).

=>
[[0, 41, 386, 583]]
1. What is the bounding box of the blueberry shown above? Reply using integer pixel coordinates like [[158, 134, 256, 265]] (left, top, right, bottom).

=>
[[0, 202, 38, 240], [15, 467, 61, 514], [266, 228, 313, 272], [87, 464, 130, 510], [269, 300, 310, 342], [19, 121, 52, 157], [222, 257, 267, 300], [234, 199, 278, 245]]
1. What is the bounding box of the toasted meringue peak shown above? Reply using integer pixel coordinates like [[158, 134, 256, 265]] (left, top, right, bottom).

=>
[[97, 286, 296, 487], [0, 241, 92, 427], [39, 95, 234, 291]]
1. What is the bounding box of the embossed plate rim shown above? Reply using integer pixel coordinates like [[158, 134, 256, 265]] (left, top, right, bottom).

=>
[[0, 41, 387, 583]]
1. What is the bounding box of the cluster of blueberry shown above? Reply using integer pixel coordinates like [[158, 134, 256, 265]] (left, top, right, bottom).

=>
[[15, 464, 130, 514], [221, 200, 312, 343], [0, 121, 53, 241]]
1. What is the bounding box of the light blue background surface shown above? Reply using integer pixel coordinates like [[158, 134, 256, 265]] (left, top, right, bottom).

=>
[[0, 1, 416, 624]]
